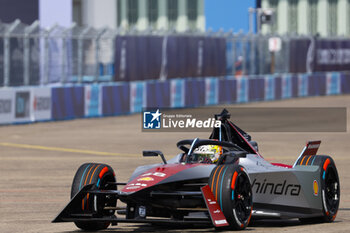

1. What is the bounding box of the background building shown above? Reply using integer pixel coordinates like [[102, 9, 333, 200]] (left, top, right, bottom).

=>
[[73, 0, 205, 32], [261, 0, 350, 36]]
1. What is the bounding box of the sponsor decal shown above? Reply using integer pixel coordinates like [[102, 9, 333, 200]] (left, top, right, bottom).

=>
[[85, 85, 101, 117], [134, 183, 147, 187], [215, 220, 228, 225], [264, 76, 275, 101], [153, 172, 166, 177], [130, 82, 144, 113], [252, 178, 301, 196], [126, 186, 140, 190], [0, 89, 15, 124], [207, 198, 217, 204], [0, 99, 12, 114], [170, 79, 184, 108], [140, 172, 166, 178], [213, 209, 221, 214], [308, 144, 320, 149], [137, 177, 154, 182], [15, 92, 30, 118], [32, 88, 51, 121], [313, 180, 319, 196], [34, 96, 50, 111]]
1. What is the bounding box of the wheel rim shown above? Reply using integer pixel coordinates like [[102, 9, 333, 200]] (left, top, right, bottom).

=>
[[98, 175, 117, 216], [233, 173, 252, 223], [324, 167, 339, 214]]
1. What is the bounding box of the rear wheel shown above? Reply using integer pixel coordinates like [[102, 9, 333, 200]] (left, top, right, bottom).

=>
[[208, 164, 253, 230], [299, 155, 340, 223], [71, 163, 117, 231]]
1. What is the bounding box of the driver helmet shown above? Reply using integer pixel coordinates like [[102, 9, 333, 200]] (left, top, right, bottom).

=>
[[193, 145, 223, 163]]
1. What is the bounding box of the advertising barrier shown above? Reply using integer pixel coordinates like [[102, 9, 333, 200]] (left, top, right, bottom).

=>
[[14, 88, 32, 123], [0, 71, 349, 125], [170, 79, 185, 108], [32, 87, 52, 121], [236, 77, 248, 103], [130, 82, 144, 113], [85, 84, 102, 117], [218, 78, 237, 104], [184, 79, 205, 107], [52, 86, 84, 120], [145, 81, 170, 108], [264, 76, 275, 101], [248, 78, 264, 102], [205, 78, 218, 106], [102, 83, 130, 116], [0, 89, 15, 124]]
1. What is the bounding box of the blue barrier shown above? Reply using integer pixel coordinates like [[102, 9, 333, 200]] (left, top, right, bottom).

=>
[[52, 86, 84, 120], [274, 77, 282, 100], [170, 79, 185, 108], [218, 77, 236, 104], [327, 72, 341, 95], [145, 81, 171, 108], [291, 75, 298, 98], [308, 73, 326, 96], [184, 79, 206, 107], [102, 84, 130, 116], [236, 78, 248, 103], [264, 76, 275, 101], [248, 78, 264, 102], [341, 73, 350, 94], [205, 78, 218, 105], [281, 75, 292, 99], [298, 74, 308, 97], [1, 72, 349, 125]]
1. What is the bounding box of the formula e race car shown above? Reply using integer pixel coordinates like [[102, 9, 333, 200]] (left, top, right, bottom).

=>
[[53, 109, 340, 231]]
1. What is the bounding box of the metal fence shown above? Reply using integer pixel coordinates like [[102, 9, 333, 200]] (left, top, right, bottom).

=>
[[0, 20, 116, 87], [1, 19, 349, 87]]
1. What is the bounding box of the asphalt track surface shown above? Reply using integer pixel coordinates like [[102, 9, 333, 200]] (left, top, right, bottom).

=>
[[1, 95, 350, 233]]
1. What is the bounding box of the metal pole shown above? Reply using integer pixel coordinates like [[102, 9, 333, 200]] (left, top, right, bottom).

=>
[[61, 23, 76, 84], [232, 36, 236, 76], [43, 24, 57, 85], [242, 33, 247, 76], [248, 8, 255, 34], [94, 28, 107, 82], [23, 20, 39, 86], [4, 19, 21, 87], [78, 27, 91, 83], [257, 8, 261, 35]]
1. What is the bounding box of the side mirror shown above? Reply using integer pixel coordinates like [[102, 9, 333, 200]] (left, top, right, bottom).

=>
[[143, 150, 167, 164], [249, 141, 259, 152]]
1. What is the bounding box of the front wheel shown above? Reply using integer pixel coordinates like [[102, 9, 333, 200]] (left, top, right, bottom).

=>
[[208, 164, 253, 230], [71, 163, 117, 231]]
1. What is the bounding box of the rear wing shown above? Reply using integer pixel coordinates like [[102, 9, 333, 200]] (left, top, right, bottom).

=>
[[293, 140, 321, 167]]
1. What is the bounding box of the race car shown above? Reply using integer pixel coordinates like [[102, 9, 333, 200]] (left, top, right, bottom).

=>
[[53, 109, 340, 231]]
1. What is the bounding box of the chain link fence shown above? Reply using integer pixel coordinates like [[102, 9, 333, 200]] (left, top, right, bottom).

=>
[[1, 19, 349, 87]]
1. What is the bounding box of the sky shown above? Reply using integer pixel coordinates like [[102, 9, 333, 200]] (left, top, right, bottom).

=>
[[205, 0, 256, 33]]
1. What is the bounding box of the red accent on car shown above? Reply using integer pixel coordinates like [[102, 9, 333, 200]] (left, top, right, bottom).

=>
[[99, 167, 109, 179], [231, 171, 238, 190], [271, 163, 292, 168], [323, 158, 331, 171], [201, 185, 229, 227], [122, 163, 201, 193]]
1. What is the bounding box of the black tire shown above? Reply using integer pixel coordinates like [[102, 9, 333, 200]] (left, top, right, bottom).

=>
[[71, 163, 117, 231], [208, 164, 253, 230], [299, 155, 340, 223]]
